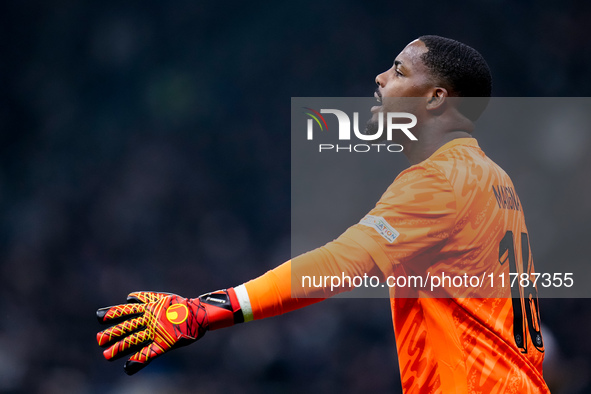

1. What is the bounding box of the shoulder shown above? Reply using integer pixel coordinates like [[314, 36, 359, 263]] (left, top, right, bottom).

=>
[[422, 138, 506, 192], [378, 163, 455, 211], [427, 138, 488, 176]]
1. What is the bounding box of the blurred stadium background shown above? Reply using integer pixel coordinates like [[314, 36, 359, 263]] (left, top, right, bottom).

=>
[[1, 0, 591, 392]]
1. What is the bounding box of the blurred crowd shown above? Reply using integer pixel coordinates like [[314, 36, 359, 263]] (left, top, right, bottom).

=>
[[1, 0, 591, 392]]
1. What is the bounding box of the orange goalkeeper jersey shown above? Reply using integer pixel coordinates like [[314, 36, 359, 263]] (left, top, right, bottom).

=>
[[242, 137, 549, 393], [343, 138, 548, 393]]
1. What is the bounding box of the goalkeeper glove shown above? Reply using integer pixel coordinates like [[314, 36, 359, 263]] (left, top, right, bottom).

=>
[[96, 289, 244, 375]]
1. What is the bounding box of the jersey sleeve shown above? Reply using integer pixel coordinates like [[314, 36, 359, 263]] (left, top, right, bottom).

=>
[[344, 165, 457, 276], [237, 165, 456, 321], [241, 233, 382, 320]]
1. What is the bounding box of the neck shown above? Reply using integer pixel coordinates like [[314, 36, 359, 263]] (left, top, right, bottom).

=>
[[400, 108, 476, 165], [403, 129, 473, 165]]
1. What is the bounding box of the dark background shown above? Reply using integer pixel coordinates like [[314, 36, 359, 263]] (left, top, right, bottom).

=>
[[1, 0, 591, 393]]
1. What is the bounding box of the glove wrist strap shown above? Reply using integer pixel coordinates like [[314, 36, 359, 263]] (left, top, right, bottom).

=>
[[197, 288, 244, 330]]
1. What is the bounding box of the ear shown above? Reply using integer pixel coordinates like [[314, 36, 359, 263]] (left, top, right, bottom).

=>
[[426, 87, 448, 110]]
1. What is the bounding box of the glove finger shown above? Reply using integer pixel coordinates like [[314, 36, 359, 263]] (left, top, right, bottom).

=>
[[97, 315, 148, 347], [97, 303, 146, 325], [127, 291, 175, 304], [102, 328, 153, 361], [123, 341, 167, 375]]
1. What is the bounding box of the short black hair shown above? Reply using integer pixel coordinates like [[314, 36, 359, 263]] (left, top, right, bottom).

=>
[[418, 35, 492, 120]]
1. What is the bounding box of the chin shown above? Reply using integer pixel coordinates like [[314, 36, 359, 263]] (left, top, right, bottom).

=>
[[364, 116, 389, 143]]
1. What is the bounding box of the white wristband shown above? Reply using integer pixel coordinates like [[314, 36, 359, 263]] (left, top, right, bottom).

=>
[[234, 284, 253, 322]]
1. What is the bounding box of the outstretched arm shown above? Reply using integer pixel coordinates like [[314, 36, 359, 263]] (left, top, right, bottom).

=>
[[96, 231, 381, 374]]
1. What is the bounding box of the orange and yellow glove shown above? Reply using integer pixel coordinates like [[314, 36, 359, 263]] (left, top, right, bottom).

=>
[[96, 289, 244, 375]]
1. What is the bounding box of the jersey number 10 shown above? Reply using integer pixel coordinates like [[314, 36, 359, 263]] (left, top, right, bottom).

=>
[[498, 231, 544, 353]]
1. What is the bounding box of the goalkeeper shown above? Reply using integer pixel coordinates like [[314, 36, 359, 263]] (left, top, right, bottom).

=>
[[97, 36, 550, 393]]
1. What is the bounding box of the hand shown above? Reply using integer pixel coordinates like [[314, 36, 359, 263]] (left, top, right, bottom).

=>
[[96, 289, 242, 375]]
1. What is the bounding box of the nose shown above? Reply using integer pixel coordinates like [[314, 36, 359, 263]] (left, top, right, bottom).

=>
[[375, 71, 386, 87]]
